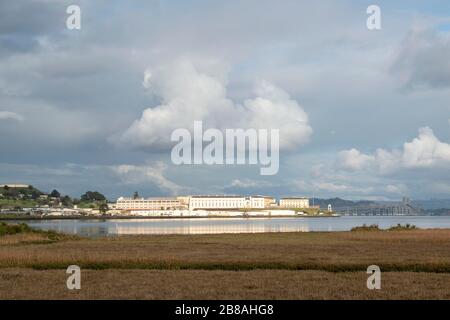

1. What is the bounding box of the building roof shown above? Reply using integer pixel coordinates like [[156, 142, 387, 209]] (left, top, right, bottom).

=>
[[190, 195, 245, 198], [117, 197, 178, 201], [190, 195, 267, 199]]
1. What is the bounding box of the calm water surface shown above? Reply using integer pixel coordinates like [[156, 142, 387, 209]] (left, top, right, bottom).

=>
[[7, 216, 450, 237]]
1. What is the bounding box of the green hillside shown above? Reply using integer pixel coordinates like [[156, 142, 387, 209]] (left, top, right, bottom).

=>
[[0, 185, 43, 199]]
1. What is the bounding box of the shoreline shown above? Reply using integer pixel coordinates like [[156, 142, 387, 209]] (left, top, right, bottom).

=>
[[0, 214, 343, 220], [1, 214, 447, 221]]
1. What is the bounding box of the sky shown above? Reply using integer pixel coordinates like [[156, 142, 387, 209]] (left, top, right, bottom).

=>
[[1, 0, 450, 201]]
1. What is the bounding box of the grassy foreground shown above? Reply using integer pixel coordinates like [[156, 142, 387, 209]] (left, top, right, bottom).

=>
[[1, 269, 449, 300], [0, 226, 449, 299]]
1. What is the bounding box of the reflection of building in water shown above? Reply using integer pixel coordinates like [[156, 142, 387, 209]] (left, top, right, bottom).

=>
[[279, 197, 310, 208], [29, 221, 110, 237], [109, 220, 310, 235]]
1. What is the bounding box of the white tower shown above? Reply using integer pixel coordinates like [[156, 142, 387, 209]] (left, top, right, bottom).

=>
[[327, 204, 332, 212]]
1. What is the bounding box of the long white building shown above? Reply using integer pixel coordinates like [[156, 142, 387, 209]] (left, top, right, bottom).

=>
[[116, 197, 184, 211], [116, 195, 308, 212], [188, 196, 265, 210]]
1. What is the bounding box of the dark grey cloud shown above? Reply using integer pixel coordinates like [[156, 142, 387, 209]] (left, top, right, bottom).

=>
[[0, 0, 71, 56], [0, 1, 66, 35], [391, 28, 450, 90]]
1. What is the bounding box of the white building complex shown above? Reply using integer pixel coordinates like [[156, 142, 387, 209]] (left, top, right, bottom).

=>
[[115, 195, 278, 212], [115, 195, 309, 213], [116, 197, 184, 211], [279, 197, 310, 208], [188, 196, 265, 210]]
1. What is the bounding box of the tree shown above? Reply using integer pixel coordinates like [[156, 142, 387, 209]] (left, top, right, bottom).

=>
[[2, 185, 12, 199], [80, 191, 106, 202], [50, 189, 61, 198], [133, 191, 139, 199], [61, 195, 72, 207], [99, 203, 109, 214]]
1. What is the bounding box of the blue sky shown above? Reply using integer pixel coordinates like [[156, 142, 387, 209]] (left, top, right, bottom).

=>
[[1, 0, 450, 200]]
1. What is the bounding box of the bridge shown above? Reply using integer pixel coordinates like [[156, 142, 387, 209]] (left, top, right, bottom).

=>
[[333, 202, 423, 216]]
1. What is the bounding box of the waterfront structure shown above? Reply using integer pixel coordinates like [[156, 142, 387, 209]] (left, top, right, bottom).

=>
[[116, 197, 185, 211], [116, 195, 302, 212], [279, 197, 310, 208], [188, 196, 265, 211]]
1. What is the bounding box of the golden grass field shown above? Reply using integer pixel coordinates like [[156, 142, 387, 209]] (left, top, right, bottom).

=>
[[0, 229, 449, 299]]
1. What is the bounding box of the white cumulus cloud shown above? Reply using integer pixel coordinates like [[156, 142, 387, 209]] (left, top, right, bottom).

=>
[[111, 162, 186, 195], [400, 126, 450, 168], [337, 148, 375, 170], [118, 58, 312, 151], [338, 126, 450, 174]]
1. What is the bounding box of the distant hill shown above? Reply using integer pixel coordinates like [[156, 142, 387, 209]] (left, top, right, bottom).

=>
[[0, 185, 44, 198], [311, 198, 375, 208]]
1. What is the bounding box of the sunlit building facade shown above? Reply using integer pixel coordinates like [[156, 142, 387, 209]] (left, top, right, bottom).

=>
[[279, 197, 310, 208], [117, 195, 277, 211], [116, 197, 184, 211], [188, 196, 265, 210]]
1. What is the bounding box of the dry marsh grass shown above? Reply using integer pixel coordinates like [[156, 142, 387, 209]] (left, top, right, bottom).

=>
[[0, 222, 76, 245], [0, 229, 449, 272], [0, 233, 55, 245], [1, 229, 449, 299], [1, 269, 449, 300]]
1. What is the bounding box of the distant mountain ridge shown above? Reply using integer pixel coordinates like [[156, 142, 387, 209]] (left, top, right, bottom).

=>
[[311, 198, 375, 208]]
